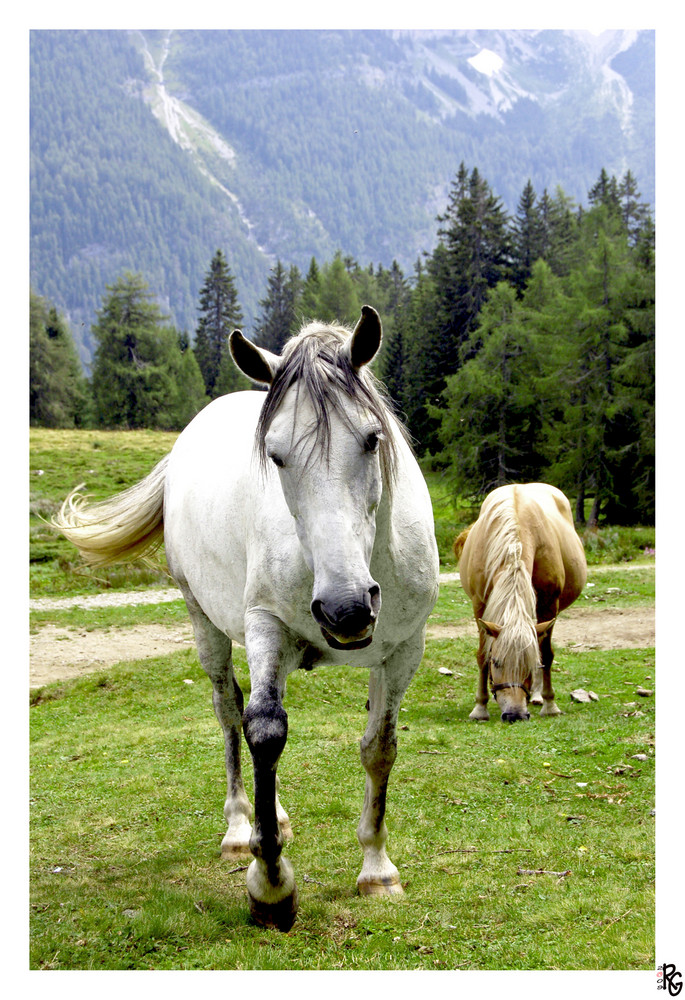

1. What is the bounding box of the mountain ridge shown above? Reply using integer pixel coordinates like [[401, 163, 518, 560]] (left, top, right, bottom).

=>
[[29, 28, 654, 366]]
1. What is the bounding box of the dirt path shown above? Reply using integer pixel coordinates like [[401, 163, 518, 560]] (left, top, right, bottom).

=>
[[29, 571, 655, 689]]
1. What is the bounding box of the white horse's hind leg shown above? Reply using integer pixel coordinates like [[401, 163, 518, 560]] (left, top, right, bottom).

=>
[[184, 594, 253, 857], [356, 630, 423, 897]]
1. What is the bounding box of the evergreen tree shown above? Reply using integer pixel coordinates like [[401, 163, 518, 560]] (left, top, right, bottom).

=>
[[542, 210, 634, 525], [437, 164, 512, 343], [166, 334, 209, 428], [434, 282, 546, 496], [90, 272, 178, 428], [400, 254, 450, 448], [299, 257, 322, 319], [315, 251, 361, 323], [588, 167, 621, 216], [254, 260, 302, 353], [30, 290, 89, 427], [538, 187, 579, 276], [618, 170, 652, 247], [510, 179, 545, 293], [194, 250, 243, 398]]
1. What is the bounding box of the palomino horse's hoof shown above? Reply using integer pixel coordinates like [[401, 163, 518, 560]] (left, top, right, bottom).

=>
[[248, 886, 299, 931], [357, 873, 404, 896]]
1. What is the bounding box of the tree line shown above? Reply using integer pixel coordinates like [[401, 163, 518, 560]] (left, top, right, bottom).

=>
[[30, 165, 654, 525]]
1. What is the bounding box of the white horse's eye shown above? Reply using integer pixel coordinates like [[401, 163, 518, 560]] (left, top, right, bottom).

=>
[[270, 454, 285, 469], [364, 431, 380, 454]]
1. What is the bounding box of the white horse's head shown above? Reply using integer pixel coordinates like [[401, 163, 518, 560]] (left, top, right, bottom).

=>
[[230, 306, 400, 651]]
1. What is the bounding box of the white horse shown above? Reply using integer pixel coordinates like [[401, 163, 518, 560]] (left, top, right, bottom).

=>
[[54, 306, 439, 930]]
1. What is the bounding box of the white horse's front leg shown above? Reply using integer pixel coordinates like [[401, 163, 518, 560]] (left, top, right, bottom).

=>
[[242, 611, 298, 930], [356, 630, 424, 896]]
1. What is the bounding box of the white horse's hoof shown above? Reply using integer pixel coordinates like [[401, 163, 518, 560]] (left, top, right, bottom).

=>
[[529, 693, 544, 706], [246, 858, 298, 931], [248, 885, 299, 931], [540, 702, 562, 717], [357, 869, 404, 896], [220, 823, 253, 858], [221, 838, 252, 859], [469, 705, 490, 721], [279, 817, 294, 841]]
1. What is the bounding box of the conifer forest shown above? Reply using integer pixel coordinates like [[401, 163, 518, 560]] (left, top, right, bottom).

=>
[[30, 163, 654, 526]]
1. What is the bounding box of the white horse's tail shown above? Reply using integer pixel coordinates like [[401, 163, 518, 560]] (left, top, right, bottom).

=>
[[52, 456, 168, 568]]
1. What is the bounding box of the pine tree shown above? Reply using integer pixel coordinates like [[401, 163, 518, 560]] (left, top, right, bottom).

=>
[[194, 250, 243, 398], [166, 334, 209, 428], [30, 290, 89, 427], [254, 260, 302, 353], [434, 282, 545, 496], [315, 251, 361, 323], [510, 179, 545, 293], [618, 170, 652, 247], [299, 257, 322, 319], [538, 187, 579, 276], [90, 272, 178, 428], [588, 168, 621, 216], [437, 165, 512, 343]]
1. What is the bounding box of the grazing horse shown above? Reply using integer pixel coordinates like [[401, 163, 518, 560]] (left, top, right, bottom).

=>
[[54, 306, 439, 930], [454, 483, 586, 723]]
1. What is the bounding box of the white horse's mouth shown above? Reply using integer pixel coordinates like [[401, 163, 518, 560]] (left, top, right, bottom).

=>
[[319, 625, 375, 650]]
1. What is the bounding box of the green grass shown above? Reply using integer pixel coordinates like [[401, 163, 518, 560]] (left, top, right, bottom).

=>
[[29, 428, 656, 970], [29, 564, 654, 638], [30, 428, 178, 597], [31, 431, 655, 600], [421, 467, 656, 570], [30, 641, 655, 971]]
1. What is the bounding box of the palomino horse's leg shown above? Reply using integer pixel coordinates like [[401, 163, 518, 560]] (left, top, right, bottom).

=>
[[183, 594, 253, 857], [356, 628, 424, 896], [538, 629, 562, 716], [529, 665, 544, 706], [242, 611, 298, 931], [469, 636, 490, 721]]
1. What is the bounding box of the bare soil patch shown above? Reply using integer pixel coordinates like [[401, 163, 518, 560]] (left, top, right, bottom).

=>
[[29, 605, 654, 690]]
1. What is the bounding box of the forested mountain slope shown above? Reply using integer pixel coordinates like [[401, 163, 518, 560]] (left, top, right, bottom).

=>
[[30, 28, 654, 366]]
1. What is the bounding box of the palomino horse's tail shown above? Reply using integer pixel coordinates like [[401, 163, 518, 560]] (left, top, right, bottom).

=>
[[52, 456, 168, 568], [453, 526, 472, 564]]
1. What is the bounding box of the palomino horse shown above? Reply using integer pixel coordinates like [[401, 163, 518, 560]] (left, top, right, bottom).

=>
[[54, 306, 439, 930], [454, 483, 586, 723]]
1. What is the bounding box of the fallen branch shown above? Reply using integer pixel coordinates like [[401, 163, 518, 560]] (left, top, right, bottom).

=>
[[517, 867, 572, 878], [600, 908, 632, 935], [438, 847, 533, 856]]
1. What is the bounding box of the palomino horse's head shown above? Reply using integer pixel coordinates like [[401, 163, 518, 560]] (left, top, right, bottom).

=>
[[230, 306, 400, 651], [477, 617, 555, 722]]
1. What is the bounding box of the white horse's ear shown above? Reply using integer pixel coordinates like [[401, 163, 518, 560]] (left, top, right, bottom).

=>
[[478, 618, 502, 639], [229, 330, 281, 385], [348, 305, 382, 369]]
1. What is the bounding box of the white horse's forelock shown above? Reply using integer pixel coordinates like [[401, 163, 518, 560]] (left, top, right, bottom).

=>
[[256, 319, 409, 493]]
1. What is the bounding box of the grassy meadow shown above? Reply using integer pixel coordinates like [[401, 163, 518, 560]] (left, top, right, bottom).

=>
[[28, 429, 656, 972]]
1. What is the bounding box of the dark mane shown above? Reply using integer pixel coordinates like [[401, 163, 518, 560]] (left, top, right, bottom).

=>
[[256, 322, 409, 488]]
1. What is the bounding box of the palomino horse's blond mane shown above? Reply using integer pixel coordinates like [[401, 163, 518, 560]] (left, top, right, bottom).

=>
[[481, 493, 540, 683]]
